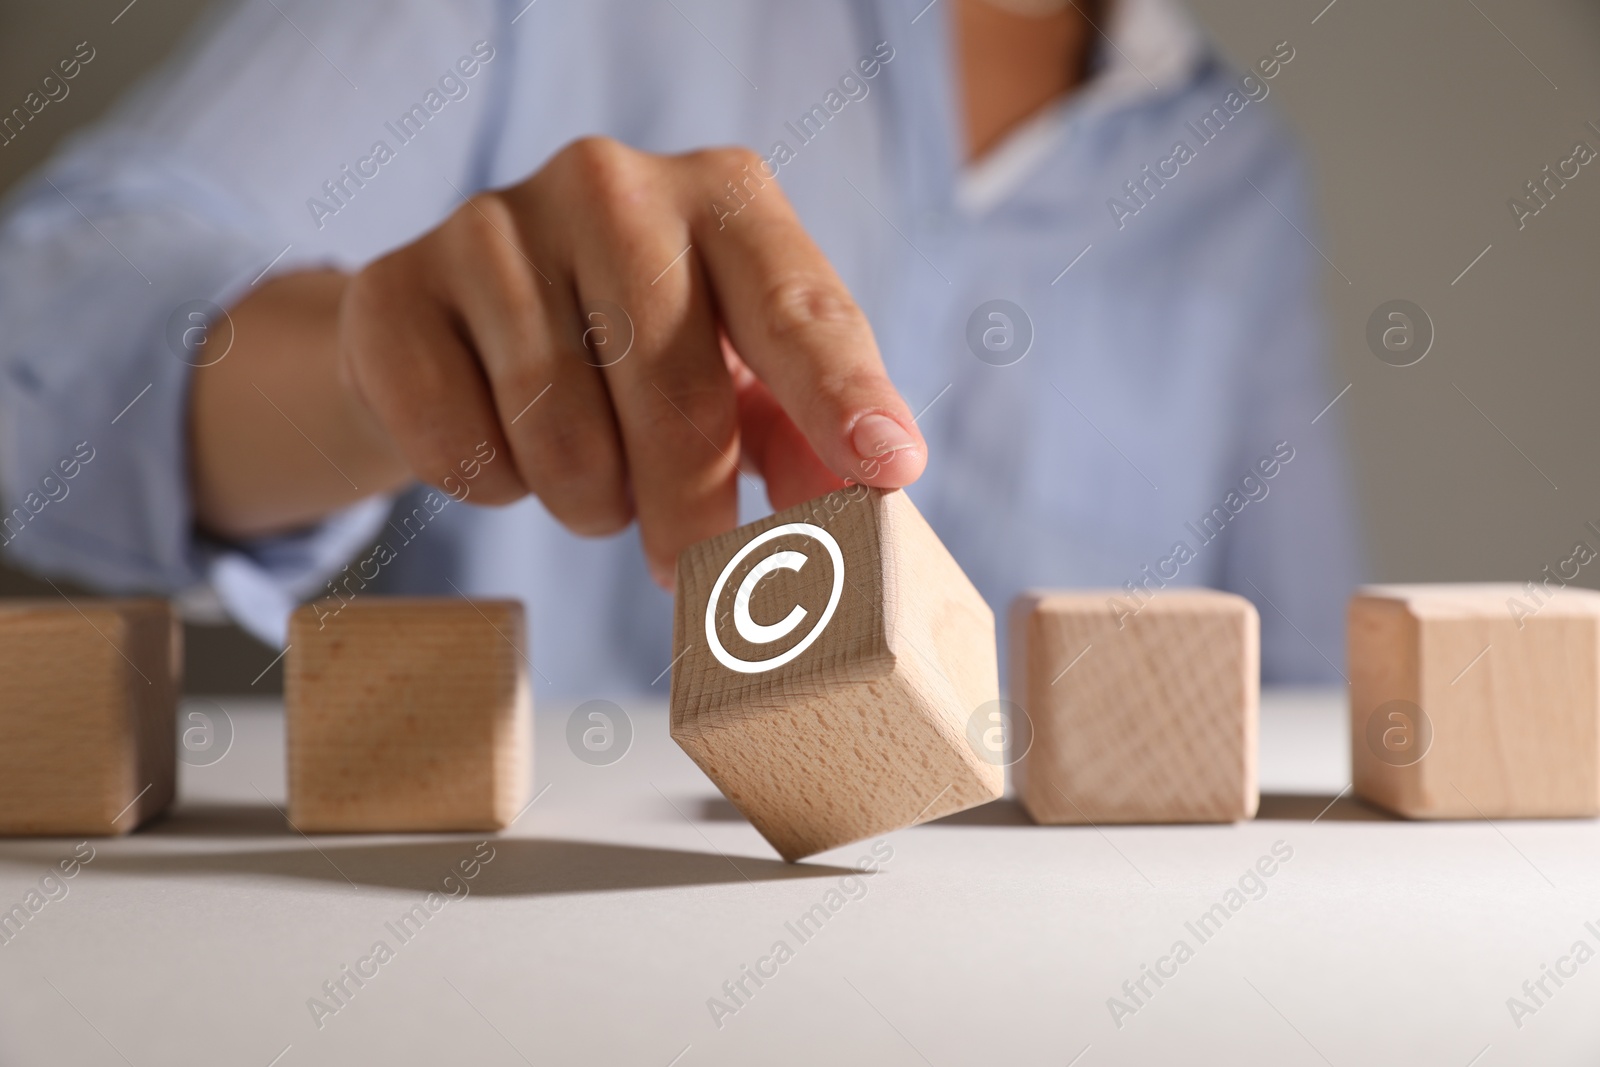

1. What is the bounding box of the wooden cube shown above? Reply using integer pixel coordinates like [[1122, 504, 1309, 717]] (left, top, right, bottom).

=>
[[1011, 589, 1259, 824], [1350, 584, 1600, 818], [287, 598, 531, 832], [0, 598, 179, 835], [670, 487, 1003, 861]]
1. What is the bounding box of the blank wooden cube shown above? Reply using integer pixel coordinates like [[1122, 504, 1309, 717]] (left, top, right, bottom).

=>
[[287, 598, 531, 832], [671, 488, 1003, 862], [1011, 590, 1259, 824], [0, 598, 179, 835], [1350, 584, 1600, 819]]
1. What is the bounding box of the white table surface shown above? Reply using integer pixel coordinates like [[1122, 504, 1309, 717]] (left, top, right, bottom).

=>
[[1, 689, 1596, 1066]]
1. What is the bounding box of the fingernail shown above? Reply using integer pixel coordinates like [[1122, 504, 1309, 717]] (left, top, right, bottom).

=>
[[650, 561, 677, 593], [851, 414, 918, 464]]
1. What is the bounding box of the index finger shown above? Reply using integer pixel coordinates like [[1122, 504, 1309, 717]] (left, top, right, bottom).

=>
[[688, 151, 926, 488]]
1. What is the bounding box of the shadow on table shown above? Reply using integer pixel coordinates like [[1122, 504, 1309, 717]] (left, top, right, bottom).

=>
[[1255, 792, 1393, 822], [151, 802, 301, 837], [922, 796, 1391, 826], [929, 799, 1033, 826], [696, 797, 744, 822], [89, 824, 850, 895]]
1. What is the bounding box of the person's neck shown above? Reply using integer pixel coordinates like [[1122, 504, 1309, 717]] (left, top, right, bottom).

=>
[[955, 0, 1102, 163]]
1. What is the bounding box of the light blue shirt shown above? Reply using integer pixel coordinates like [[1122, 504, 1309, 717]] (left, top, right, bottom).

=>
[[0, 0, 1361, 693]]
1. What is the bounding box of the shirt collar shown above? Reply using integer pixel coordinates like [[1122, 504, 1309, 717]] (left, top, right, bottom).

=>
[[954, 0, 1211, 215], [1081, 0, 1211, 116]]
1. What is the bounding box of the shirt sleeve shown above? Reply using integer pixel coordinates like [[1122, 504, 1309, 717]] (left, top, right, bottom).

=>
[[1212, 124, 1367, 685], [0, 0, 503, 646]]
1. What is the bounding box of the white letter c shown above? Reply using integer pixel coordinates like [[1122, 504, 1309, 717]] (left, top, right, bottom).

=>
[[734, 550, 808, 644]]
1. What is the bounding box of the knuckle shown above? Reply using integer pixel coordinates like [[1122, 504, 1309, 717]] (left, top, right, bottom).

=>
[[690, 144, 766, 177], [759, 277, 865, 340], [558, 136, 645, 210], [564, 134, 628, 166], [686, 145, 775, 218]]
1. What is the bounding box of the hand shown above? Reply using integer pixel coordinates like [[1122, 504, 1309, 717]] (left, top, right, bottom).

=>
[[336, 137, 926, 587]]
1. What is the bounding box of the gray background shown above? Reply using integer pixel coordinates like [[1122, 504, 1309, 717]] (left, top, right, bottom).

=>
[[2, 0, 1598, 693]]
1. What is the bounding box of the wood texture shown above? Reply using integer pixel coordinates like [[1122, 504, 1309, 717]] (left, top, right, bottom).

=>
[[671, 487, 1003, 861], [1350, 584, 1600, 818], [1012, 589, 1259, 824], [0, 598, 179, 835], [287, 598, 531, 832]]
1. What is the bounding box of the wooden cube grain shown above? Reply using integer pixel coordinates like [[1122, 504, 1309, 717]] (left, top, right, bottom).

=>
[[671, 487, 1003, 862], [1350, 584, 1600, 818], [1011, 590, 1259, 824], [0, 598, 179, 835], [287, 598, 531, 832]]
